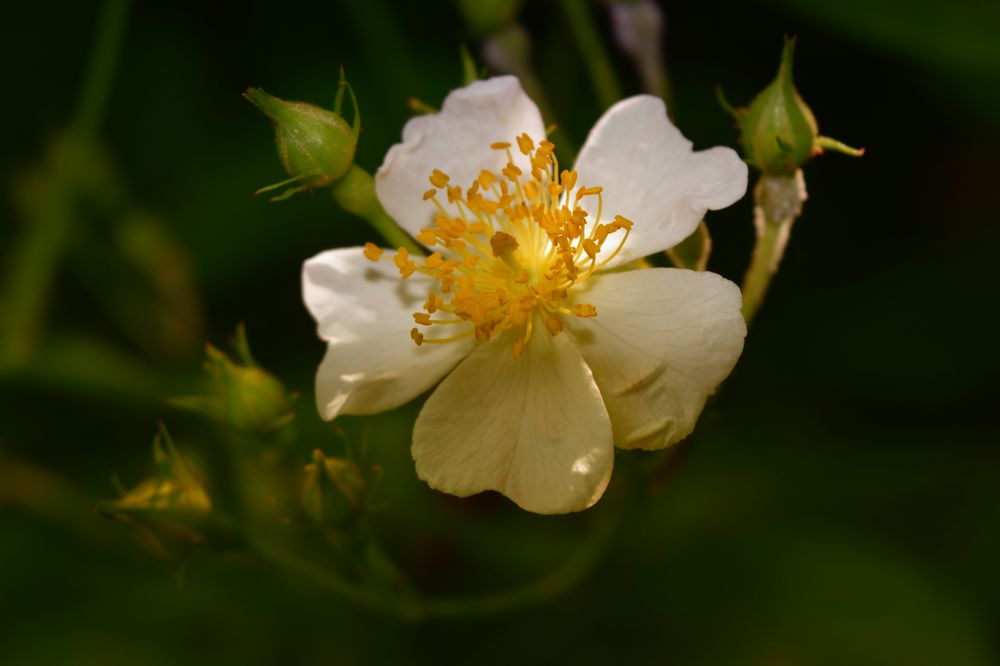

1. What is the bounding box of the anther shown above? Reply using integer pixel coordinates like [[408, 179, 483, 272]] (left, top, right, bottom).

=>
[[429, 169, 450, 188], [489, 231, 519, 257], [394, 247, 415, 278], [516, 133, 534, 155]]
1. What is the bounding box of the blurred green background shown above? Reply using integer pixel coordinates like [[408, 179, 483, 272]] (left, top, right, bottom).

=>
[[2, 0, 999, 663]]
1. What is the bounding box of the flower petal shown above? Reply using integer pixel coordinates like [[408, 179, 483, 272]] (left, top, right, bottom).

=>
[[413, 324, 614, 514], [375, 76, 546, 244], [302, 247, 473, 420], [573, 96, 748, 268], [566, 268, 746, 450]]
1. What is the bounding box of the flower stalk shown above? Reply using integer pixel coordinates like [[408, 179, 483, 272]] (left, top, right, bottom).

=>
[[741, 171, 807, 322], [330, 165, 422, 255]]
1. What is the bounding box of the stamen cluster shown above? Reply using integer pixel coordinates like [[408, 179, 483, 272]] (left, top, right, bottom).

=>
[[365, 133, 633, 357]]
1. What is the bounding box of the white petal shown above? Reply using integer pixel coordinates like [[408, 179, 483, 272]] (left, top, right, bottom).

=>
[[302, 247, 473, 420], [567, 268, 746, 450], [413, 323, 614, 515], [573, 96, 748, 268], [375, 76, 546, 244]]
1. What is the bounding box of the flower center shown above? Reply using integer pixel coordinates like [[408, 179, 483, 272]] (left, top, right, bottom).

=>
[[366, 133, 632, 357]]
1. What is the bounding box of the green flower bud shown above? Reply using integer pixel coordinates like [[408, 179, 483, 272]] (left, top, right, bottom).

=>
[[724, 37, 863, 175], [205, 344, 293, 433], [300, 449, 367, 527], [171, 325, 295, 434], [244, 76, 360, 201], [95, 426, 214, 560], [741, 37, 816, 174]]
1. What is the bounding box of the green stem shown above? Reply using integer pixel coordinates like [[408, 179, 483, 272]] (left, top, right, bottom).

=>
[[331, 165, 423, 255], [560, 0, 624, 110], [741, 171, 807, 323], [249, 503, 621, 621], [248, 537, 423, 620], [0, 0, 129, 370], [420, 510, 617, 618], [741, 218, 780, 322]]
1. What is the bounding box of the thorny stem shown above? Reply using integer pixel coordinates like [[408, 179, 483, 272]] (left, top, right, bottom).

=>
[[0, 0, 130, 370], [560, 0, 624, 110], [741, 171, 808, 323]]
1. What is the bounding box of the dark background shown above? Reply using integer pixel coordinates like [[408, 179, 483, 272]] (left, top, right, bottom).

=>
[[2, 0, 999, 664]]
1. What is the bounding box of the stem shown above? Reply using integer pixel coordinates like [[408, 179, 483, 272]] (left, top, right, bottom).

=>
[[560, 0, 624, 110], [248, 537, 424, 620], [420, 510, 617, 618], [741, 170, 808, 323], [0, 0, 130, 370], [249, 501, 622, 621], [331, 165, 422, 255]]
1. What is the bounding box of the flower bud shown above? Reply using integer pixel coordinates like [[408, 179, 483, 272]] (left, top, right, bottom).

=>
[[205, 344, 293, 433], [95, 427, 214, 560], [729, 37, 863, 175], [244, 80, 359, 200], [300, 449, 367, 527], [171, 326, 295, 434]]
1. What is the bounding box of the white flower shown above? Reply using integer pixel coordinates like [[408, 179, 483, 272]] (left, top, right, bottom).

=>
[[303, 77, 748, 514]]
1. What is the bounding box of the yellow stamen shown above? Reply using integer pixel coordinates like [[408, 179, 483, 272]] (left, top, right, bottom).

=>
[[489, 231, 519, 257], [516, 133, 535, 155], [394, 247, 416, 279], [397, 134, 634, 356], [429, 169, 450, 188], [363, 243, 383, 262], [502, 162, 522, 181]]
